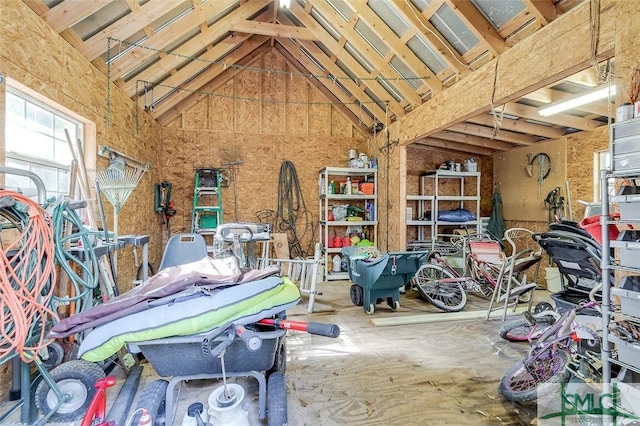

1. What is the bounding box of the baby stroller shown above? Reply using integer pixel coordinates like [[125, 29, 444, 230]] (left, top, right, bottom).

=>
[[533, 220, 611, 316]]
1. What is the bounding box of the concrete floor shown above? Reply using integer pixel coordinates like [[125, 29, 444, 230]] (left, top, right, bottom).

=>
[[1, 280, 543, 425]]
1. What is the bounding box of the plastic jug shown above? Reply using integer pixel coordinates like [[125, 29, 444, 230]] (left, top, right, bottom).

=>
[[332, 254, 342, 272]]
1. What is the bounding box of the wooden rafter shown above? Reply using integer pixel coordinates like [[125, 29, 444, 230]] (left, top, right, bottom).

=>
[[41, 0, 112, 33], [79, 0, 184, 61], [109, 0, 238, 81], [121, 0, 269, 96], [274, 44, 371, 134], [150, 35, 271, 117], [305, 0, 423, 106], [230, 20, 318, 40], [432, 129, 515, 151], [445, 0, 506, 56], [415, 138, 495, 156], [465, 113, 566, 140], [389, 0, 469, 77], [345, 1, 442, 96], [285, 3, 406, 119], [447, 122, 536, 145], [501, 102, 605, 132], [277, 38, 374, 128], [521, 0, 557, 25], [156, 44, 271, 126]]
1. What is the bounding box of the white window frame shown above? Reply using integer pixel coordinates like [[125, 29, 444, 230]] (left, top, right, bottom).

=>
[[4, 78, 96, 201]]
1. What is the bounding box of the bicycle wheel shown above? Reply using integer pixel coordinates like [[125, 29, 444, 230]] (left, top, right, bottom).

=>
[[499, 346, 570, 402], [414, 264, 467, 312], [498, 311, 558, 342]]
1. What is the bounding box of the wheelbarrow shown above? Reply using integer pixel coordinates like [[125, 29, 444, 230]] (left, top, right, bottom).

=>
[[341, 247, 428, 314]]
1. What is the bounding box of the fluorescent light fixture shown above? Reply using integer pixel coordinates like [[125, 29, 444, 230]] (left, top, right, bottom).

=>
[[280, 0, 291, 7], [538, 84, 616, 117]]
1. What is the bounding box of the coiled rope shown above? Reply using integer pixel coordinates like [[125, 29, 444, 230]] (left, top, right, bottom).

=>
[[0, 191, 57, 362]]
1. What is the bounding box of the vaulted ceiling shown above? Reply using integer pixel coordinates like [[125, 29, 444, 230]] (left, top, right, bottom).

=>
[[23, 0, 610, 155]]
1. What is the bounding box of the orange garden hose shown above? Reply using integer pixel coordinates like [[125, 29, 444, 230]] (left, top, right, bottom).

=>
[[0, 191, 58, 363]]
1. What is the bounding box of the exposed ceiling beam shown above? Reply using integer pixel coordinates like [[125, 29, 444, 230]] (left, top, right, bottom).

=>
[[521, 0, 557, 25], [445, 0, 506, 56], [154, 43, 270, 126], [79, 0, 184, 61], [148, 33, 271, 113], [433, 130, 515, 151], [414, 138, 495, 156], [522, 87, 612, 116], [447, 122, 537, 145], [389, 0, 469, 77], [109, 0, 237, 81], [345, 1, 442, 95], [286, 2, 406, 118], [41, 0, 112, 33], [394, 1, 614, 145], [501, 102, 605, 131], [306, 0, 423, 106], [121, 0, 269, 96], [466, 113, 566, 140], [230, 20, 318, 40]]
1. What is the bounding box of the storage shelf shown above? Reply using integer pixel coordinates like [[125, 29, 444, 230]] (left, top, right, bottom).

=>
[[405, 170, 480, 249], [319, 167, 378, 281]]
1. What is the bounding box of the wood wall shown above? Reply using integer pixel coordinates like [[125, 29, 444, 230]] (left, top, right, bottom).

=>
[[160, 48, 369, 256], [0, 0, 163, 401]]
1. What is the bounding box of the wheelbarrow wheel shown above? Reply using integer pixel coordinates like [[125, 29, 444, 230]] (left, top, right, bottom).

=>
[[386, 297, 400, 311], [132, 379, 168, 425], [35, 359, 105, 422], [268, 339, 287, 377], [267, 372, 287, 426], [350, 284, 363, 306], [40, 340, 65, 370]]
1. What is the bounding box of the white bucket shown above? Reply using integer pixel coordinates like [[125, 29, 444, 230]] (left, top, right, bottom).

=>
[[545, 267, 562, 293]]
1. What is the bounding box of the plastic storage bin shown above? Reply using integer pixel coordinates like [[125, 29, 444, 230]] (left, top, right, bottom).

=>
[[579, 214, 620, 245], [613, 185, 640, 220], [612, 275, 640, 317], [609, 334, 640, 366], [610, 230, 640, 268]]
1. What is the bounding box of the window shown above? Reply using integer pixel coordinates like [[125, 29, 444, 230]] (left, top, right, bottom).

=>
[[4, 86, 82, 200], [593, 150, 614, 202]]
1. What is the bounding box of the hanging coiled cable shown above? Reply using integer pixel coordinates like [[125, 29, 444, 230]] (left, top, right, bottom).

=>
[[0, 191, 57, 362], [51, 199, 101, 315], [275, 161, 314, 258]]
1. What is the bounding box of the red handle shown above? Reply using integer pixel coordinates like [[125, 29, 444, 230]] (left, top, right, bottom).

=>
[[258, 319, 340, 338]]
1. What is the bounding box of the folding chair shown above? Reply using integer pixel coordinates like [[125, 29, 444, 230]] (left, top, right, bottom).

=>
[[158, 233, 208, 272], [486, 228, 541, 321]]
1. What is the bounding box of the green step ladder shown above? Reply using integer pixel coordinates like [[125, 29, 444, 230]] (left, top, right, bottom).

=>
[[191, 168, 223, 253]]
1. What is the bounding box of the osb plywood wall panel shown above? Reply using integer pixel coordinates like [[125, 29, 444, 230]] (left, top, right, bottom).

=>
[[493, 138, 567, 222], [404, 145, 493, 244], [0, 0, 164, 401], [162, 48, 369, 255], [566, 127, 608, 218]]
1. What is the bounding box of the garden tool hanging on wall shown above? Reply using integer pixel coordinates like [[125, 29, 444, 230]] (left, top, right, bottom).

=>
[[544, 186, 565, 222]]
